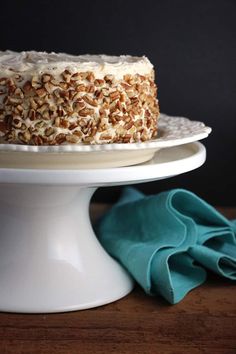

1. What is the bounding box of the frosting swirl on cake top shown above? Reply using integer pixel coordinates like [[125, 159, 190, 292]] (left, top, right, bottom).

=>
[[0, 51, 153, 80]]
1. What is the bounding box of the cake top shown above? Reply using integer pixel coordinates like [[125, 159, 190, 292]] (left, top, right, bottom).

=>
[[0, 51, 153, 79]]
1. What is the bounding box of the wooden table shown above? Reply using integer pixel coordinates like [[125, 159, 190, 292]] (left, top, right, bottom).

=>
[[0, 205, 235, 354]]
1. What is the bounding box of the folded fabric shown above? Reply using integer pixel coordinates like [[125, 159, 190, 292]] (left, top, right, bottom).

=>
[[96, 188, 236, 304]]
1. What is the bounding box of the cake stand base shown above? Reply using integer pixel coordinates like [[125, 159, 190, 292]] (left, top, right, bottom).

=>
[[0, 142, 206, 313], [0, 185, 133, 313]]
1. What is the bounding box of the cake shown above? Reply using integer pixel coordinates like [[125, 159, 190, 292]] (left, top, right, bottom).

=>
[[0, 51, 159, 145]]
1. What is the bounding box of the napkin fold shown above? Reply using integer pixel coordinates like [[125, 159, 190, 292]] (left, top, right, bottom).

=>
[[96, 188, 236, 304]]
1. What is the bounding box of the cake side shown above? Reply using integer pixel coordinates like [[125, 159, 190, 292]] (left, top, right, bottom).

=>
[[0, 51, 159, 145]]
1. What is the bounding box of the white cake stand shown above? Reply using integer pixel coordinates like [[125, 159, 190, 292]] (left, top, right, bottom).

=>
[[0, 142, 206, 313]]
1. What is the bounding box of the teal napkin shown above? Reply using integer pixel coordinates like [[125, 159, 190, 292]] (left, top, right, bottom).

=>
[[96, 188, 236, 304]]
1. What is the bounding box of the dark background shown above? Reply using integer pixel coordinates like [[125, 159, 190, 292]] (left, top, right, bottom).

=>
[[0, 0, 235, 205]]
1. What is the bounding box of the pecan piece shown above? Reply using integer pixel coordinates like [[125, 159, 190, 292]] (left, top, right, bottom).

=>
[[32, 134, 44, 145], [86, 72, 95, 82], [31, 76, 41, 89], [110, 90, 120, 101], [86, 85, 95, 93], [83, 95, 98, 107], [59, 82, 69, 90], [0, 121, 7, 133], [23, 81, 33, 93], [44, 82, 55, 93], [62, 69, 72, 83], [30, 98, 38, 110], [79, 108, 94, 117], [94, 90, 103, 100], [36, 87, 47, 98], [66, 134, 79, 143], [71, 72, 80, 80], [122, 134, 132, 143], [73, 130, 82, 137], [76, 84, 86, 92], [29, 109, 36, 121], [100, 134, 112, 140], [60, 119, 69, 129], [45, 127, 55, 137], [94, 79, 104, 87], [124, 121, 134, 130], [42, 74, 52, 83], [8, 97, 22, 105], [55, 133, 66, 144], [121, 82, 132, 90], [54, 117, 61, 127], [35, 121, 46, 129], [12, 118, 22, 128], [68, 122, 78, 130], [18, 130, 31, 143], [104, 75, 114, 84], [14, 88, 24, 98]]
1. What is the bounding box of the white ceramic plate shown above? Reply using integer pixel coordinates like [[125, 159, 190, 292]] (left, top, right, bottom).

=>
[[0, 113, 211, 168]]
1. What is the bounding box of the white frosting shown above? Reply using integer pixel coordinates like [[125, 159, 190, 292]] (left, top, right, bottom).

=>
[[0, 51, 153, 80]]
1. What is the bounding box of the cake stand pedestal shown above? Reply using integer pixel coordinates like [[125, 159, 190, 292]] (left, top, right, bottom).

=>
[[0, 142, 206, 313]]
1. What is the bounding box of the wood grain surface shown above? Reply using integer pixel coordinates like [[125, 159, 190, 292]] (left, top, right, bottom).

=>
[[0, 205, 235, 354]]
